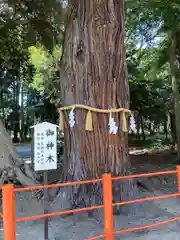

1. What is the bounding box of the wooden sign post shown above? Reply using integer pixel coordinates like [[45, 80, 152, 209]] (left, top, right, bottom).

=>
[[43, 171, 48, 240], [31, 122, 58, 240]]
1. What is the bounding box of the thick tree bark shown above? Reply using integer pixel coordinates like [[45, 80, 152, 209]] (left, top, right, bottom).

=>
[[60, 0, 138, 213]]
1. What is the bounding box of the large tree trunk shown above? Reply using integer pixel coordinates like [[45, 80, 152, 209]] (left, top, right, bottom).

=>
[[60, 0, 138, 214]]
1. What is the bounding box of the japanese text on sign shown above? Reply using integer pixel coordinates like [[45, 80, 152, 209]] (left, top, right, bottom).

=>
[[33, 122, 57, 171]]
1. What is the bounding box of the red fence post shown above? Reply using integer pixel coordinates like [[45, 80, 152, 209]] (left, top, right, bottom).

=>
[[102, 174, 114, 240], [177, 166, 180, 194], [2, 184, 16, 240]]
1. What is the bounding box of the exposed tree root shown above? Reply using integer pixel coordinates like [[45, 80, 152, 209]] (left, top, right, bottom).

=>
[[0, 119, 38, 187]]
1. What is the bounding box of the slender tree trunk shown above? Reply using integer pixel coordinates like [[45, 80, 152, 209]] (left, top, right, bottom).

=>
[[169, 111, 177, 144], [149, 119, 154, 136], [140, 114, 145, 141], [20, 81, 25, 142], [148, 121, 151, 134], [164, 116, 168, 141], [0, 88, 6, 124], [169, 34, 180, 156], [60, 0, 138, 213], [136, 114, 140, 140], [13, 81, 20, 143]]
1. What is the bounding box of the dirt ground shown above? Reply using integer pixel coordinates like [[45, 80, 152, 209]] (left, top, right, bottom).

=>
[[1, 149, 180, 239]]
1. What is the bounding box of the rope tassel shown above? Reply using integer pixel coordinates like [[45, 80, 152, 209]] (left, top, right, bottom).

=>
[[122, 111, 128, 132], [85, 110, 93, 131]]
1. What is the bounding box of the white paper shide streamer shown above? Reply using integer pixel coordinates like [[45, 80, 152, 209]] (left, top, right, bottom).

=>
[[108, 112, 118, 134], [68, 107, 75, 128], [129, 115, 136, 132]]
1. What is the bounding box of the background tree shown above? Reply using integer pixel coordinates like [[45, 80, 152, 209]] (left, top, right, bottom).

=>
[[126, 0, 180, 152], [0, 0, 64, 185]]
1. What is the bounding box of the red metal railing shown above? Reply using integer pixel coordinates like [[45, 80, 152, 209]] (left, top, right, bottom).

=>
[[1, 166, 180, 240]]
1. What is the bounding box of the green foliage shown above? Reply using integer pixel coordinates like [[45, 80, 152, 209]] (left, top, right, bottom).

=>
[[28, 45, 62, 103], [0, 0, 65, 136], [126, 0, 180, 134]]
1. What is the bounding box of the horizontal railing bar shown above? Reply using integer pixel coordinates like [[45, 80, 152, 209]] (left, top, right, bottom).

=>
[[114, 216, 180, 234], [86, 234, 105, 239], [15, 178, 102, 192], [112, 170, 177, 181], [14, 170, 177, 192], [16, 204, 104, 222], [112, 192, 180, 207]]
